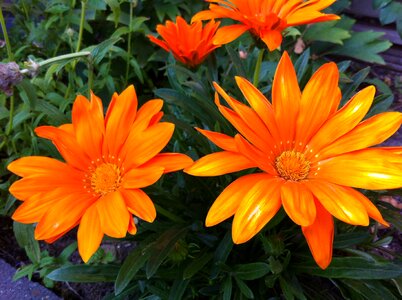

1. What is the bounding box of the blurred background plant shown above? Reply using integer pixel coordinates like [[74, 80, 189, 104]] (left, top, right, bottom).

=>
[[0, 0, 401, 299]]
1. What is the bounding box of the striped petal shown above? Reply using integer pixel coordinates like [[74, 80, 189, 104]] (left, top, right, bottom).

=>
[[139, 153, 193, 174], [184, 151, 255, 176], [121, 189, 156, 223]]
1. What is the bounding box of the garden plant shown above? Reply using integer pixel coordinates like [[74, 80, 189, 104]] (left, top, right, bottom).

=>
[[1, 0, 402, 299]]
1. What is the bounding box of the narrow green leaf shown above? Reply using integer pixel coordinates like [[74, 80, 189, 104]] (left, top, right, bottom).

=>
[[234, 262, 271, 280], [168, 279, 190, 300], [115, 246, 151, 295], [47, 265, 119, 282], [183, 252, 213, 279], [294, 48, 311, 83], [13, 222, 41, 264], [333, 232, 371, 249], [222, 276, 232, 300], [145, 227, 188, 279], [234, 277, 254, 299], [293, 257, 402, 279]]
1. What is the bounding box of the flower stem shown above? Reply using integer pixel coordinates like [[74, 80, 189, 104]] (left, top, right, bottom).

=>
[[253, 48, 265, 87], [76, 0, 87, 53], [87, 59, 93, 97], [0, 7, 15, 137], [125, 1, 134, 86], [0, 7, 13, 61]]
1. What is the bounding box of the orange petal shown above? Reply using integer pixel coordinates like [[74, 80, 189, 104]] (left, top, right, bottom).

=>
[[314, 148, 402, 190], [260, 29, 283, 51], [8, 156, 72, 178], [206, 173, 277, 226], [232, 177, 282, 243], [342, 187, 389, 227], [96, 191, 130, 238], [131, 99, 164, 132], [72, 93, 104, 159], [121, 123, 175, 169], [184, 151, 255, 176], [120, 189, 156, 223], [235, 76, 280, 143], [305, 180, 369, 225], [128, 217, 137, 235], [77, 204, 104, 263], [196, 128, 237, 152], [12, 189, 67, 223], [215, 94, 271, 153], [104, 85, 138, 156], [139, 153, 193, 174], [307, 86, 375, 157], [9, 174, 83, 201], [35, 126, 90, 170], [316, 112, 402, 160], [272, 52, 301, 143], [212, 24, 249, 45], [302, 200, 334, 269], [123, 166, 164, 189], [234, 134, 277, 175], [34, 193, 95, 240], [281, 181, 316, 226], [296, 62, 340, 148]]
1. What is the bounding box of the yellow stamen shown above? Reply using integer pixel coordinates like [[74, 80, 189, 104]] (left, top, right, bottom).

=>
[[90, 163, 122, 195], [275, 150, 310, 181]]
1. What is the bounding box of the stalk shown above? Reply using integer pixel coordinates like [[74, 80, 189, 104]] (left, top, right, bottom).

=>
[[253, 48, 265, 87], [124, 1, 134, 86]]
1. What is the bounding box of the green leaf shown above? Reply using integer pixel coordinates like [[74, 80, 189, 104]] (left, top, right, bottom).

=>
[[13, 264, 36, 281], [47, 265, 119, 282], [211, 231, 234, 279], [13, 222, 41, 264], [234, 262, 271, 281], [145, 227, 188, 279], [330, 31, 392, 64], [341, 67, 370, 105], [333, 232, 372, 249], [234, 277, 254, 299], [373, 0, 392, 9], [115, 246, 151, 295], [226, 45, 247, 77], [293, 257, 402, 279], [222, 276, 233, 300], [86, 37, 122, 64], [183, 252, 213, 279], [294, 48, 311, 84], [58, 242, 78, 262], [304, 21, 351, 45], [379, 2, 402, 25], [340, 279, 398, 300], [168, 279, 190, 300]]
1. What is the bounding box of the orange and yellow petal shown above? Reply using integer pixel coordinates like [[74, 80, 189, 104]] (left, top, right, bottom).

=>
[[296, 62, 340, 148], [77, 204, 104, 263], [305, 180, 369, 226], [71, 93, 104, 159], [260, 29, 283, 51], [232, 177, 282, 244], [139, 153, 193, 174], [34, 193, 96, 240], [196, 128, 238, 152], [281, 181, 316, 227], [123, 166, 165, 189], [184, 151, 256, 176], [121, 189, 156, 223], [307, 86, 375, 157], [7, 156, 74, 178], [212, 24, 249, 45], [314, 149, 402, 190], [206, 173, 277, 227], [131, 99, 164, 132], [302, 200, 334, 269], [272, 52, 301, 143], [104, 85, 138, 156], [96, 191, 130, 238], [121, 122, 175, 169], [316, 112, 402, 160]]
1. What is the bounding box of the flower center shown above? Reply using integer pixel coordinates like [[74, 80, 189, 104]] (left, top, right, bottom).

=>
[[90, 163, 122, 195], [275, 150, 310, 181]]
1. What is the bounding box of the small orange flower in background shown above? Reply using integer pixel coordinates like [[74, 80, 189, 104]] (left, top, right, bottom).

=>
[[148, 16, 222, 67], [192, 0, 339, 51], [8, 85, 193, 262], [185, 52, 402, 269]]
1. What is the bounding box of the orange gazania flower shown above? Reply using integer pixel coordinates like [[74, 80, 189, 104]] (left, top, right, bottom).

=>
[[8, 85, 193, 262], [148, 16, 222, 67], [185, 52, 402, 269], [192, 0, 339, 51]]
